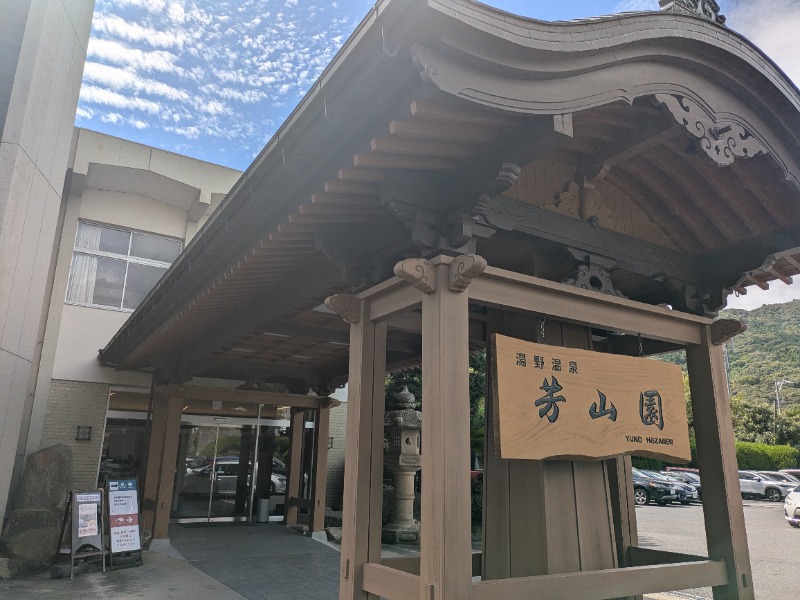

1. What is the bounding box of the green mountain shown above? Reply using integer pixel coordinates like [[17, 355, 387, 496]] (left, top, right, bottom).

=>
[[723, 300, 800, 408]]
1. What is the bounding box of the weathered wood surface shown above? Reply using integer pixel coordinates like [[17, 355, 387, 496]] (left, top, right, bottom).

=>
[[338, 299, 387, 600], [687, 327, 755, 600]]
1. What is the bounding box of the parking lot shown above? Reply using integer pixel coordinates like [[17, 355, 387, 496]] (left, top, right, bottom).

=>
[[637, 499, 798, 599]]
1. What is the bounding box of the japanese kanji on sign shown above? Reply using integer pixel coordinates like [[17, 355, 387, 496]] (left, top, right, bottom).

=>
[[491, 334, 691, 462], [108, 479, 141, 554]]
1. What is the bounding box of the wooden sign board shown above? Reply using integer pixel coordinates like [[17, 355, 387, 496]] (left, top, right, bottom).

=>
[[491, 334, 691, 462]]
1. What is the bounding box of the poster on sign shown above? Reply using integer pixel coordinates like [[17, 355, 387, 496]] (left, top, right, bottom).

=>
[[78, 502, 98, 537], [108, 479, 141, 553]]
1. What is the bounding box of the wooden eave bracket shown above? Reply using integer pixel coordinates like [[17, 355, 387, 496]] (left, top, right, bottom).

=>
[[324, 293, 360, 323], [449, 254, 487, 292], [394, 258, 436, 293], [710, 318, 746, 345]]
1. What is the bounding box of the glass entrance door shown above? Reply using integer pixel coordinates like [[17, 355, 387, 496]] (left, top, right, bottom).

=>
[[171, 424, 257, 522]]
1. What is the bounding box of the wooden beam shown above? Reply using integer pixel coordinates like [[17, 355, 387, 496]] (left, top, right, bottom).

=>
[[389, 119, 500, 143], [310, 192, 380, 206], [483, 195, 696, 282], [469, 268, 709, 345], [173, 262, 341, 367], [337, 168, 384, 182], [175, 386, 330, 409], [627, 546, 710, 567], [410, 98, 522, 128], [362, 564, 419, 600], [686, 326, 755, 600], [353, 153, 460, 171], [583, 125, 684, 170], [471, 560, 728, 600], [370, 137, 479, 158], [323, 180, 380, 194]]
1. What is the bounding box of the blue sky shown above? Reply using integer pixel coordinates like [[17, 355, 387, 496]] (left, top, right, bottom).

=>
[[74, 0, 800, 309]]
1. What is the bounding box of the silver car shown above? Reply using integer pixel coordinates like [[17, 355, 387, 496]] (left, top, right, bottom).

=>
[[738, 470, 796, 502], [784, 485, 800, 528]]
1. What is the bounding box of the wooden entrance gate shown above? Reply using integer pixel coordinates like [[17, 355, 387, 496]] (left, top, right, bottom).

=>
[[328, 254, 752, 600]]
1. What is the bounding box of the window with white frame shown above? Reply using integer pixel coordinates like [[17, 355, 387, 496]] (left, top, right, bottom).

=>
[[65, 221, 182, 311]]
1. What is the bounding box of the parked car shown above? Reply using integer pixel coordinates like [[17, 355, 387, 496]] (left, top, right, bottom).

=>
[[631, 468, 678, 506], [183, 458, 287, 497], [659, 470, 702, 501], [738, 470, 795, 502], [780, 469, 800, 479], [640, 470, 698, 504], [760, 471, 800, 484], [784, 485, 800, 528]]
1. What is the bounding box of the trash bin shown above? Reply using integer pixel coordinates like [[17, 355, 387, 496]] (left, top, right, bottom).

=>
[[256, 498, 270, 523]]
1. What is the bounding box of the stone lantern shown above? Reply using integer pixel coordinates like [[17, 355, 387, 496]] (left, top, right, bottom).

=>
[[382, 386, 422, 543]]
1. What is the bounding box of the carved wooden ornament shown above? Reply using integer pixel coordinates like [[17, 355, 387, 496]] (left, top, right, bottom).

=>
[[324, 293, 360, 323], [449, 254, 487, 293], [655, 94, 766, 166], [394, 258, 435, 294]]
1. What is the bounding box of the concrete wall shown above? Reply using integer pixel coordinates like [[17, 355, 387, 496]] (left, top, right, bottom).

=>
[[39, 379, 109, 490], [25, 130, 240, 476], [0, 3, 29, 139], [0, 0, 95, 517]]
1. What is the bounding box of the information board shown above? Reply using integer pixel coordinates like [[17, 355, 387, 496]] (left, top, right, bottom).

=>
[[491, 334, 691, 463], [58, 490, 106, 577], [73, 491, 103, 549], [108, 479, 141, 553]]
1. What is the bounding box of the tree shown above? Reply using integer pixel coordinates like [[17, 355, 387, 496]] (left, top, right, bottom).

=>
[[730, 397, 775, 445]]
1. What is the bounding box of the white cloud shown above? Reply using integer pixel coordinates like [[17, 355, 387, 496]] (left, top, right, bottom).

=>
[[726, 283, 800, 311], [88, 39, 183, 74], [92, 13, 186, 49], [168, 2, 186, 23], [112, 0, 167, 12], [613, 0, 658, 12], [128, 117, 150, 129], [100, 112, 124, 123], [75, 106, 95, 120], [80, 85, 162, 114], [83, 62, 190, 101], [79, 0, 361, 168], [727, 0, 800, 84]]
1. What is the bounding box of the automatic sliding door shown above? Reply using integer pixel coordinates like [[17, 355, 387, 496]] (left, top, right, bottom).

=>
[[208, 426, 255, 520], [172, 425, 217, 520]]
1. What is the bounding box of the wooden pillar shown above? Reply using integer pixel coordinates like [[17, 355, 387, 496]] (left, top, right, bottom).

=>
[[309, 405, 332, 534], [419, 261, 472, 600], [141, 387, 168, 539], [285, 409, 305, 527], [687, 326, 755, 600], [337, 297, 387, 600], [152, 387, 183, 539]]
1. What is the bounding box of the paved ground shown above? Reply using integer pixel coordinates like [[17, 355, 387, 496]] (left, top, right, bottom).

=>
[[170, 523, 340, 600], [636, 499, 799, 599], [0, 547, 245, 599], [1, 500, 796, 599]]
